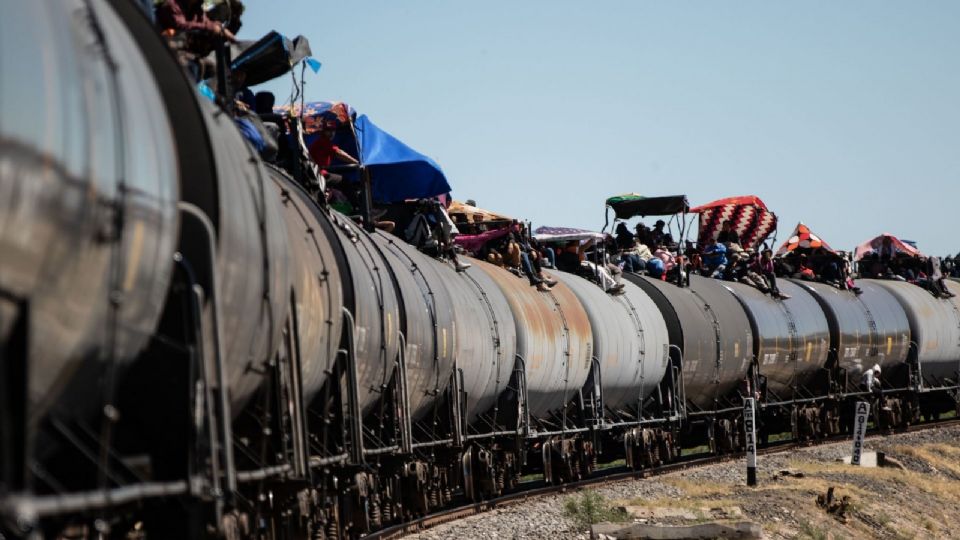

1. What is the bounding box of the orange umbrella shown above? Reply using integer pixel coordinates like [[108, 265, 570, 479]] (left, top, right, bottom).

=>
[[776, 222, 834, 256]]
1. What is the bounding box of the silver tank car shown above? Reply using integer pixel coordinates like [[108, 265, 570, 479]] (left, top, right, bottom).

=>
[[323, 212, 401, 415], [371, 232, 456, 422], [789, 279, 910, 390], [474, 263, 593, 420], [442, 258, 518, 426], [624, 275, 752, 411], [721, 280, 829, 400], [547, 271, 670, 413], [869, 279, 960, 385], [0, 0, 178, 435], [196, 97, 292, 416], [270, 174, 344, 404]]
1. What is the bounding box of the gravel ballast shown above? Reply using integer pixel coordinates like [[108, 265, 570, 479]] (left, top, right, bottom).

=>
[[403, 423, 960, 539]]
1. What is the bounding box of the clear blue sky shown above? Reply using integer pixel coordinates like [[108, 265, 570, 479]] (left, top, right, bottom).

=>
[[240, 1, 960, 255]]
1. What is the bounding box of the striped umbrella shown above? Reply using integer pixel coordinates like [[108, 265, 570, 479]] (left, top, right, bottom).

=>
[[776, 222, 834, 256], [690, 195, 777, 250]]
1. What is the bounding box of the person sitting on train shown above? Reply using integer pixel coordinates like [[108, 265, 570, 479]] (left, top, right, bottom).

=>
[[756, 249, 790, 299], [634, 222, 652, 248], [615, 222, 635, 251], [685, 248, 703, 278], [254, 91, 276, 116], [717, 220, 741, 247], [619, 237, 652, 274], [483, 245, 505, 267], [155, 0, 237, 80], [558, 240, 624, 295], [233, 96, 278, 161], [404, 199, 471, 272], [723, 243, 745, 276], [308, 118, 359, 189], [615, 223, 643, 272], [859, 252, 883, 279], [887, 258, 911, 281], [253, 91, 281, 142], [653, 243, 677, 275], [556, 241, 583, 274], [836, 254, 863, 295], [517, 224, 552, 277], [724, 249, 747, 281], [457, 221, 514, 262], [737, 251, 767, 291], [595, 237, 627, 289], [505, 230, 555, 291], [634, 239, 654, 265], [670, 253, 690, 286], [819, 254, 843, 287], [528, 235, 556, 269], [701, 238, 728, 279], [943, 256, 957, 278], [795, 254, 817, 281], [922, 256, 956, 299]]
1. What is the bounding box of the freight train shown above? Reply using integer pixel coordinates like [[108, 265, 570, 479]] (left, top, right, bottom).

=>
[[2, 1, 959, 538]]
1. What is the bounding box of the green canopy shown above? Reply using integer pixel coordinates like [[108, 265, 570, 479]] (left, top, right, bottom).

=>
[[605, 194, 690, 220]]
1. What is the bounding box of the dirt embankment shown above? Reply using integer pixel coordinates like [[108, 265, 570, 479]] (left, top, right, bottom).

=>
[[603, 427, 960, 539], [406, 425, 960, 539]]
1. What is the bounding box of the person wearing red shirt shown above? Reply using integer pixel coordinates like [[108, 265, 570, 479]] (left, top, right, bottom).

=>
[[308, 119, 359, 186]]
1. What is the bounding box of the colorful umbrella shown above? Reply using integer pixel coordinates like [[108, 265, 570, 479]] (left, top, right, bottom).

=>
[[854, 233, 923, 261], [776, 222, 835, 256], [689, 195, 777, 250]]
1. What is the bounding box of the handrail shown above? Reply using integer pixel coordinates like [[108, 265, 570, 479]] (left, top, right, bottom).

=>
[[397, 331, 413, 453], [514, 354, 530, 437], [178, 203, 236, 506], [668, 344, 687, 419], [340, 307, 365, 462]]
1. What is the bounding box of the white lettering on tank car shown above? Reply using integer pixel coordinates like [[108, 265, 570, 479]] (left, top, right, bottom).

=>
[[355, 326, 368, 353]]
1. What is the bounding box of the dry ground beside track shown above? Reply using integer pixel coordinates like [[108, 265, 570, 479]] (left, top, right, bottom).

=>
[[403, 424, 960, 539]]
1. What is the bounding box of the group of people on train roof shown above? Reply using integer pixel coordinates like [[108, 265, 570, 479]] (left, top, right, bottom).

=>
[[856, 236, 955, 298], [150, 8, 958, 301]]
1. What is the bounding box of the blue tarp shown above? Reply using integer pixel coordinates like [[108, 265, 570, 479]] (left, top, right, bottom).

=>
[[353, 114, 451, 203], [274, 101, 451, 203]]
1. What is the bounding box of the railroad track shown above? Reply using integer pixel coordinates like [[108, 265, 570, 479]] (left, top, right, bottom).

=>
[[364, 417, 960, 539]]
